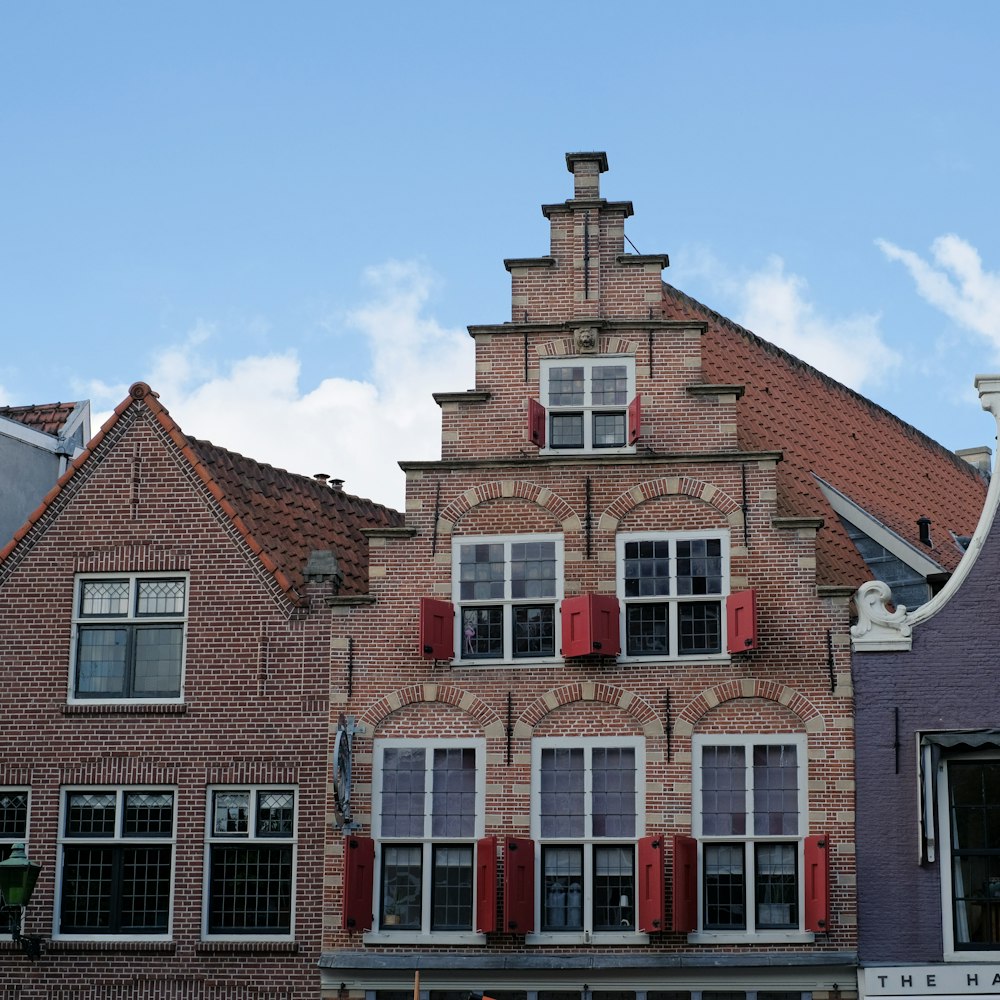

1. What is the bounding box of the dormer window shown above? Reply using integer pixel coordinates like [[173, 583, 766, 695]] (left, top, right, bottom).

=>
[[532, 358, 639, 453]]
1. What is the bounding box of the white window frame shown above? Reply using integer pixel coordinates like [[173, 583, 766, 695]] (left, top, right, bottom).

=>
[[529, 735, 646, 945], [203, 785, 298, 941], [54, 786, 176, 941], [617, 531, 730, 661], [69, 572, 189, 704], [938, 751, 1000, 960], [452, 534, 563, 665], [368, 738, 486, 944], [691, 735, 811, 943], [1, 788, 30, 941], [540, 356, 636, 454]]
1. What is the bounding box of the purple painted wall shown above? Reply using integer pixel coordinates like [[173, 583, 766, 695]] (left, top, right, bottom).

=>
[[854, 501, 1000, 963]]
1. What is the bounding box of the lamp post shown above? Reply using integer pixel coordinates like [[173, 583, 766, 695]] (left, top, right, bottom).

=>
[[0, 843, 43, 960]]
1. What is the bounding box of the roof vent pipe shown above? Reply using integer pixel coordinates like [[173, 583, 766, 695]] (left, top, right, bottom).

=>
[[917, 516, 932, 547], [329, 478, 344, 492]]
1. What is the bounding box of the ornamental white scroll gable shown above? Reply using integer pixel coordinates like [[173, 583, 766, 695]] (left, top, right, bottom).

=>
[[851, 580, 913, 651]]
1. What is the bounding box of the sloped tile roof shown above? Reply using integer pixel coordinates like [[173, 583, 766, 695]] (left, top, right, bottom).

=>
[[0, 401, 81, 436], [0, 383, 404, 604], [661, 282, 988, 588]]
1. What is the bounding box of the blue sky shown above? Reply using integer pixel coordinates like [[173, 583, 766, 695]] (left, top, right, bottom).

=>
[[3, 2, 1000, 508]]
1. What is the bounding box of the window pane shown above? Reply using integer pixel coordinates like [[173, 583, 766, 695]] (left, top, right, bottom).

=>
[[513, 605, 555, 657], [432, 747, 476, 837], [121, 844, 171, 931], [66, 792, 117, 837], [549, 366, 585, 405], [701, 746, 746, 836], [593, 845, 635, 930], [381, 845, 422, 929], [677, 601, 722, 655], [753, 745, 799, 836], [76, 627, 128, 695], [755, 843, 797, 929], [461, 606, 504, 659], [214, 791, 250, 835], [0, 790, 28, 837], [704, 843, 745, 930], [551, 412, 584, 448], [208, 845, 292, 933], [459, 544, 505, 600], [625, 604, 669, 656], [540, 747, 585, 837], [381, 748, 426, 837], [593, 412, 625, 448], [80, 580, 129, 616], [510, 542, 556, 599], [257, 791, 294, 836], [542, 846, 583, 930], [431, 845, 473, 930], [132, 626, 183, 695], [123, 792, 173, 837], [592, 747, 636, 837], [591, 366, 627, 405], [136, 579, 186, 616], [61, 845, 113, 930], [676, 538, 723, 595], [623, 540, 671, 597]]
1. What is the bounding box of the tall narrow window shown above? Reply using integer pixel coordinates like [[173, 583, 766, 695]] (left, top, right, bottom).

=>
[[374, 741, 484, 936], [73, 575, 187, 699], [206, 787, 296, 935], [58, 788, 174, 936], [1, 789, 29, 936]]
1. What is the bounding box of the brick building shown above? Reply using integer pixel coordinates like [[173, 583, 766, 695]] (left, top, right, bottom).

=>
[[852, 379, 1000, 999], [0, 383, 402, 998], [319, 154, 987, 1000]]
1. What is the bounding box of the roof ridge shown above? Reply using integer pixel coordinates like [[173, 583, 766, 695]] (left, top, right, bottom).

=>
[[663, 281, 987, 482]]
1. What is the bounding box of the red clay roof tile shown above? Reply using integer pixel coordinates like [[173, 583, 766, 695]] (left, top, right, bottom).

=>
[[0, 401, 80, 436]]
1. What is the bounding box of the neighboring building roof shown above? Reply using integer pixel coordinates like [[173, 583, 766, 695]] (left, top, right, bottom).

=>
[[0, 383, 404, 604], [660, 282, 988, 589], [0, 401, 81, 435]]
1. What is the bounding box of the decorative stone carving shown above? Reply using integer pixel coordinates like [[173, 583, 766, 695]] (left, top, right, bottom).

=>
[[575, 326, 599, 354], [851, 580, 913, 651]]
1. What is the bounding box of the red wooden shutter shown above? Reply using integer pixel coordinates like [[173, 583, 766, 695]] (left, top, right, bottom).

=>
[[804, 833, 830, 932], [561, 595, 621, 658], [726, 588, 757, 653], [503, 836, 535, 933], [342, 835, 375, 931], [419, 597, 454, 660], [476, 835, 498, 933], [637, 834, 665, 932], [628, 394, 642, 445], [528, 398, 546, 448], [671, 834, 698, 933]]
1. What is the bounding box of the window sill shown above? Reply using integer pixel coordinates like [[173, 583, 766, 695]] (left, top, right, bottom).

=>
[[541, 447, 637, 457], [363, 931, 485, 946], [63, 702, 187, 715], [687, 930, 815, 945], [196, 939, 298, 954], [452, 657, 563, 669], [46, 938, 176, 953], [527, 930, 649, 946], [617, 653, 730, 665]]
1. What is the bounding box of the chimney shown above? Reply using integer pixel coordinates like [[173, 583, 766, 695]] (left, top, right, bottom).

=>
[[566, 151, 608, 200], [956, 445, 992, 477], [917, 516, 932, 547]]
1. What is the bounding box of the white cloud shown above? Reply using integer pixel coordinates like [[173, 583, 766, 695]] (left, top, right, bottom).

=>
[[675, 251, 900, 390], [85, 260, 474, 510], [877, 234, 1000, 356]]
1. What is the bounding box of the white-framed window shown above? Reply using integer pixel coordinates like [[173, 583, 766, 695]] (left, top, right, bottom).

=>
[[56, 787, 175, 938], [453, 534, 563, 664], [617, 531, 728, 659], [692, 735, 808, 939], [371, 739, 485, 940], [1, 789, 30, 937], [204, 786, 297, 937], [939, 753, 1000, 956], [541, 357, 636, 452], [70, 574, 188, 700], [530, 736, 644, 941]]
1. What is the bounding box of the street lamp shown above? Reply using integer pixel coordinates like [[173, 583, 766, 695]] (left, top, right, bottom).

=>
[[0, 843, 43, 959]]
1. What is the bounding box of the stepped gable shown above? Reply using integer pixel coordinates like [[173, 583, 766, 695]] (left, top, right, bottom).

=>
[[187, 437, 405, 598], [0, 400, 80, 435], [662, 281, 987, 588]]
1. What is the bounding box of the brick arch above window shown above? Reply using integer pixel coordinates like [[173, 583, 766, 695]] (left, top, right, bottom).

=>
[[360, 683, 505, 739], [600, 476, 742, 530], [513, 681, 664, 738], [674, 679, 823, 736], [436, 481, 579, 536]]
